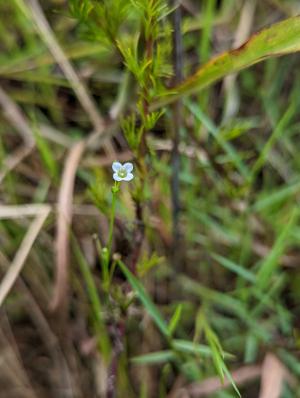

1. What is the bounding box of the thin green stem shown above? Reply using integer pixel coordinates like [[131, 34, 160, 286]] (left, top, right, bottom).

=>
[[107, 181, 119, 256]]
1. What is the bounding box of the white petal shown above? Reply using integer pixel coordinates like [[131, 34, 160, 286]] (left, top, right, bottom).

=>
[[112, 162, 122, 172], [123, 173, 134, 181], [113, 173, 122, 181], [123, 162, 133, 173]]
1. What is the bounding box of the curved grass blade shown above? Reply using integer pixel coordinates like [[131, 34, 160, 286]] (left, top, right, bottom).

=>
[[152, 16, 300, 108], [117, 260, 170, 338]]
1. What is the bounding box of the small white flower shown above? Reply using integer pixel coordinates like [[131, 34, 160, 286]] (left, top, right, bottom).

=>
[[112, 162, 134, 182]]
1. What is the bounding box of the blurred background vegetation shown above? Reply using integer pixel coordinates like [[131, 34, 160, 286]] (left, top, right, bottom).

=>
[[1, 1, 300, 397]]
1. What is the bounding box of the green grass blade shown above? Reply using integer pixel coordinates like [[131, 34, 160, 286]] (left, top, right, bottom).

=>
[[131, 351, 174, 365], [72, 236, 111, 361], [256, 207, 299, 289], [253, 179, 300, 212], [211, 253, 256, 283], [222, 364, 241, 397], [117, 260, 170, 338], [172, 339, 234, 360], [152, 16, 300, 108], [179, 275, 270, 340], [199, 0, 216, 63], [168, 303, 183, 336], [186, 101, 250, 179], [32, 125, 59, 182], [251, 101, 297, 179], [172, 339, 214, 357]]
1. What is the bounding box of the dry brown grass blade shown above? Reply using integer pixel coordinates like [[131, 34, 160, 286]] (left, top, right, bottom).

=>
[[179, 365, 261, 397], [25, 0, 115, 156], [0, 249, 78, 398], [25, 0, 103, 131], [0, 85, 35, 184], [39, 124, 75, 148], [0, 145, 34, 185], [259, 353, 296, 398], [50, 140, 86, 312], [0, 204, 50, 307], [0, 324, 38, 398], [0, 85, 34, 147], [0, 204, 50, 219]]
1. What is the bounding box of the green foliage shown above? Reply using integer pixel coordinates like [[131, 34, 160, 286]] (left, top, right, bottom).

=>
[[131, 350, 174, 365], [87, 171, 110, 214], [32, 124, 59, 183], [256, 207, 299, 290], [171, 339, 232, 359], [196, 310, 240, 396], [69, 0, 129, 45], [152, 15, 300, 108], [130, 0, 170, 40], [118, 260, 170, 338], [168, 304, 183, 336], [69, 0, 93, 22], [137, 252, 164, 277], [2, 1, 300, 396], [72, 235, 111, 362], [143, 110, 164, 130], [121, 113, 140, 152], [212, 253, 256, 283], [117, 36, 148, 86]]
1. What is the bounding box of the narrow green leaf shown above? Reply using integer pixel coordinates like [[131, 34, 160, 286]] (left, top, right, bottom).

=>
[[33, 125, 59, 182], [222, 364, 241, 397], [199, 0, 216, 63], [172, 339, 213, 357], [211, 253, 256, 283], [244, 334, 258, 364], [256, 207, 299, 289], [117, 260, 170, 338], [131, 351, 174, 365], [72, 236, 111, 361], [152, 16, 300, 108], [186, 101, 250, 179], [202, 318, 226, 383], [278, 349, 300, 377], [168, 304, 183, 336], [251, 101, 297, 179], [172, 339, 234, 359], [179, 275, 270, 340], [253, 179, 300, 212]]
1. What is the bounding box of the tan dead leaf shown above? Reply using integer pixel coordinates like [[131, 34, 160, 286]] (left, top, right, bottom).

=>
[[259, 352, 296, 398]]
